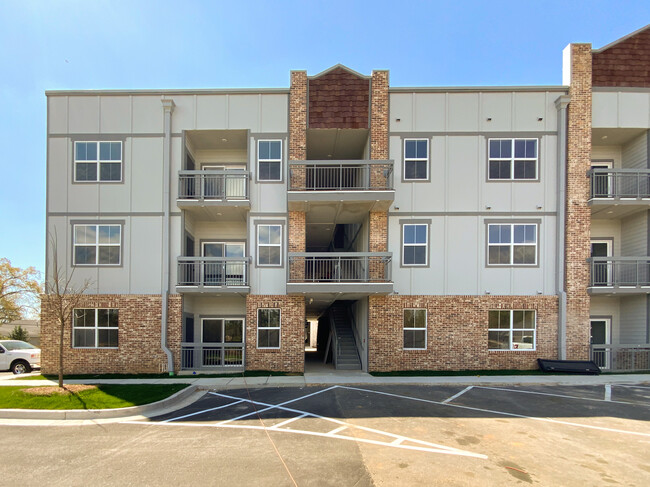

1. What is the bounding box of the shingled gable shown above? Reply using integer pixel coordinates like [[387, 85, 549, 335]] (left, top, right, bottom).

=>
[[308, 64, 371, 129], [592, 24, 650, 87]]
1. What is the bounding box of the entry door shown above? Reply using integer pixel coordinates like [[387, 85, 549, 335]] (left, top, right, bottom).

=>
[[591, 161, 613, 198], [591, 240, 612, 286], [203, 165, 225, 199], [202, 242, 245, 285], [590, 318, 611, 369]]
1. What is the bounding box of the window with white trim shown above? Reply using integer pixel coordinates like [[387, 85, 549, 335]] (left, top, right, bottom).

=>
[[488, 138, 538, 180], [73, 224, 121, 266], [487, 223, 537, 266], [257, 308, 280, 348], [403, 309, 427, 350], [488, 310, 536, 350], [258, 140, 282, 181], [404, 139, 429, 180], [74, 141, 122, 182], [73, 308, 119, 348], [402, 224, 428, 266], [257, 224, 282, 266]]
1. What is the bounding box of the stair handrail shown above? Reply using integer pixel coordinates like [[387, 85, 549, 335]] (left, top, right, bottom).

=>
[[327, 310, 339, 369], [345, 305, 363, 362]]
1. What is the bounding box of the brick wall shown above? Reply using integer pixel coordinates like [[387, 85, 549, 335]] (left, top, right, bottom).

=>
[[288, 211, 306, 281], [308, 66, 370, 129], [370, 70, 389, 160], [289, 71, 307, 161], [245, 295, 305, 372], [593, 26, 650, 87], [368, 295, 558, 371], [566, 44, 592, 360], [40, 294, 182, 375]]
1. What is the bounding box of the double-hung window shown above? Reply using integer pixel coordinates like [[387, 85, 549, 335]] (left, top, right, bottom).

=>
[[404, 139, 429, 180], [488, 310, 536, 350], [402, 224, 428, 266], [257, 224, 282, 266], [73, 224, 121, 266], [258, 140, 282, 181], [257, 308, 280, 348], [75, 141, 122, 182], [488, 139, 537, 180], [487, 223, 537, 266], [73, 308, 119, 348], [403, 309, 427, 350]]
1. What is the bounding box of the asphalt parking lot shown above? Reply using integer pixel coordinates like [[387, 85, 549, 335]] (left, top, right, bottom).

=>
[[2, 382, 649, 486]]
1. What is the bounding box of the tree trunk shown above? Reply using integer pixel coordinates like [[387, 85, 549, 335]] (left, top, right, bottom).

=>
[[58, 316, 64, 388]]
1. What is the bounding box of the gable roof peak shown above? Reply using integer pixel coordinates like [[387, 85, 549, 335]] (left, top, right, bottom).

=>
[[593, 24, 650, 53], [309, 64, 370, 80]]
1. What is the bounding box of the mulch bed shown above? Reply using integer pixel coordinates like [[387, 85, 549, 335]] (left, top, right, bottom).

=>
[[20, 385, 98, 396]]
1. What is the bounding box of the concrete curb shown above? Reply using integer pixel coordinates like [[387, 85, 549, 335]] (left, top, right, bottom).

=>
[[0, 384, 199, 420]]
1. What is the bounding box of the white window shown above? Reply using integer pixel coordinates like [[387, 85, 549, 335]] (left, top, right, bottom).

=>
[[74, 141, 122, 182], [487, 223, 537, 266], [404, 139, 429, 180], [73, 224, 121, 266], [404, 309, 427, 350], [488, 138, 538, 180], [258, 140, 282, 181], [73, 308, 119, 348], [402, 224, 428, 266], [257, 224, 282, 266], [488, 310, 536, 350], [257, 308, 280, 348]]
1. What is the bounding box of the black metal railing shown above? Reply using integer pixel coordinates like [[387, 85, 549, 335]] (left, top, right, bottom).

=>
[[289, 161, 393, 191], [287, 253, 392, 283], [589, 168, 650, 199], [177, 257, 249, 287], [590, 344, 650, 371], [181, 344, 244, 369], [178, 170, 249, 200], [588, 257, 650, 287]]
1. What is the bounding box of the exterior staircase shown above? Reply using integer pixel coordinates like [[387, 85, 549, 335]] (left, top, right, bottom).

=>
[[329, 304, 362, 370]]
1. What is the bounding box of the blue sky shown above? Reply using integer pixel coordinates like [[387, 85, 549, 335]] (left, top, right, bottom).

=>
[[0, 0, 648, 272]]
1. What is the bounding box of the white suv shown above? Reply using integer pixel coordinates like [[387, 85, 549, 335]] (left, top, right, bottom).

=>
[[0, 340, 41, 374]]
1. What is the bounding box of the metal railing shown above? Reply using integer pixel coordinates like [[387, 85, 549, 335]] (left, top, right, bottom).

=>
[[289, 160, 393, 191], [590, 344, 650, 371], [287, 252, 392, 283], [178, 170, 249, 200], [177, 257, 249, 287], [589, 168, 650, 199], [588, 257, 650, 287], [181, 344, 244, 369]]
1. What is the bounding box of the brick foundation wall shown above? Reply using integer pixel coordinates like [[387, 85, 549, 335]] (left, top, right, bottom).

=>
[[368, 295, 558, 371], [245, 295, 305, 373], [566, 44, 592, 360], [40, 294, 182, 375], [592, 26, 650, 87]]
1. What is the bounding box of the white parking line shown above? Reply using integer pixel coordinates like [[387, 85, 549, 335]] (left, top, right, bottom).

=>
[[473, 385, 645, 406], [604, 385, 612, 401], [163, 400, 245, 423], [339, 385, 650, 438], [270, 414, 307, 429], [616, 384, 650, 390], [442, 386, 473, 404]]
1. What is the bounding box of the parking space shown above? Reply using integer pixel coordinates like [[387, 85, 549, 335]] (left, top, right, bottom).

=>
[[2, 382, 649, 485]]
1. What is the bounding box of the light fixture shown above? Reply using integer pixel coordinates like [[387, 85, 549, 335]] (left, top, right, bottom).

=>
[[221, 138, 228, 142], [538, 117, 543, 121], [486, 117, 492, 122], [396, 118, 401, 122], [485, 205, 492, 210], [602, 135, 608, 140], [536, 205, 542, 210]]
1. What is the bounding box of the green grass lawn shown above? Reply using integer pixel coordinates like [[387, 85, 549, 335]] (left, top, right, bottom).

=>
[[0, 384, 188, 410]]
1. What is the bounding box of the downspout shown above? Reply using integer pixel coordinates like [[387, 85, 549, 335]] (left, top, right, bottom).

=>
[[555, 95, 570, 360], [161, 98, 175, 374]]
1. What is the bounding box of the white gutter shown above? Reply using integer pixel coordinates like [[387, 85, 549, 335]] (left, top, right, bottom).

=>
[[161, 98, 175, 374], [555, 95, 570, 360]]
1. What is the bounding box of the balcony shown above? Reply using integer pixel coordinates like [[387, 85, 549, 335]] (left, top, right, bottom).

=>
[[589, 168, 650, 218], [176, 257, 250, 294], [588, 257, 650, 294], [181, 343, 244, 371], [287, 252, 393, 294], [288, 161, 394, 212], [590, 344, 650, 371], [177, 170, 250, 220]]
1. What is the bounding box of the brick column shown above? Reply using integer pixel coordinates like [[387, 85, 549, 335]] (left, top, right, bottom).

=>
[[289, 71, 307, 188], [565, 44, 592, 360], [288, 211, 306, 281]]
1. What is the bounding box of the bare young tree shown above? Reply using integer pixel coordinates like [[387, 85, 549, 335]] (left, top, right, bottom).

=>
[[45, 234, 91, 388]]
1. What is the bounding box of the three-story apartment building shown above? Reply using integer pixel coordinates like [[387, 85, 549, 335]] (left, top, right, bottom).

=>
[[41, 26, 650, 374]]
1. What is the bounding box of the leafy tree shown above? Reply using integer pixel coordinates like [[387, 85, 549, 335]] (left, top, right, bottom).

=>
[[0, 258, 42, 324], [8, 325, 30, 342]]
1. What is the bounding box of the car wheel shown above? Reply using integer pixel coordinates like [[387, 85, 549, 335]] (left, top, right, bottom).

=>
[[11, 360, 31, 375]]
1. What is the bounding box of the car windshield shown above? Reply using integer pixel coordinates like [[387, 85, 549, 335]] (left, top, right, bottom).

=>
[[1, 341, 37, 351]]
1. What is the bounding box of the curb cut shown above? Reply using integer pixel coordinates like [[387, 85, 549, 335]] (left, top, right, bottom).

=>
[[0, 384, 198, 420]]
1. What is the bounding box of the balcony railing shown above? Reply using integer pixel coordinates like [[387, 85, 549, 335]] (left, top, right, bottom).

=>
[[288, 252, 392, 283], [178, 170, 249, 201], [589, 168, 650, 199], [289, 161, 393, 191], [181, 344, 244, 369], [588, 257, 650, 288], [177, 257, 249, 287], [590, 344, 650, 371]]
